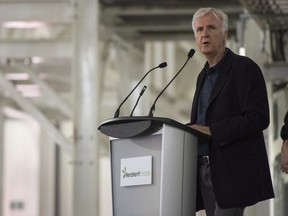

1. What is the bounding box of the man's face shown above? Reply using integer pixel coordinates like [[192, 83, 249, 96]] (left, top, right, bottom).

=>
[[194, 12, 227, 56]]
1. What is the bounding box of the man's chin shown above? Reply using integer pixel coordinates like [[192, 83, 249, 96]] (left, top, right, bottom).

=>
[[201, 49, 212, 55]]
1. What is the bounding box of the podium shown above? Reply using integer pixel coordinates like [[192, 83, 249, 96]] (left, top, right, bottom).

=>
[[98, 116, 209, 216]]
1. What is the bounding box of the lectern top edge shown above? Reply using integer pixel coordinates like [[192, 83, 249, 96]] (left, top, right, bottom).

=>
[[98, 116, 210, 140]]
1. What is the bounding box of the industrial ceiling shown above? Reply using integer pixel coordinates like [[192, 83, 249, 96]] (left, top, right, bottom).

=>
[[0, 0, 287, 120], [100, 0, 243, 44]]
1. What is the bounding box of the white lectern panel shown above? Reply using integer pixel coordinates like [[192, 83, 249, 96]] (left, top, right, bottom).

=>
[[109, 123, 198, 216], [110, 134, 162, 216]]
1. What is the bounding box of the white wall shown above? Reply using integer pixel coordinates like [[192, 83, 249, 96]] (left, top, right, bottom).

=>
[[3, 116, 40, 216]]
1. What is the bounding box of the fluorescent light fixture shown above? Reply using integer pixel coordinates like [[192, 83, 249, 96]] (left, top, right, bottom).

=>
[[1, 106, 35, 121], [3, 21, 45, 29], [16, 84, 42, 97], [31, 56, 44, 64], [5, 73, 29, 80]]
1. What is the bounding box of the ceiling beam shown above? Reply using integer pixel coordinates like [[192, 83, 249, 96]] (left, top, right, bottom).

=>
[[15, 65, 73, 118], [102, 5, 243, 16], [0, 2, 74, 22], [0, 40, 72, 58], [0, 70, 73, 155]]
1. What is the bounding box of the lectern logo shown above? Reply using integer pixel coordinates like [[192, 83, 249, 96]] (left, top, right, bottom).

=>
[[120, 156, 152, 187], [122, 166, 141, 179]]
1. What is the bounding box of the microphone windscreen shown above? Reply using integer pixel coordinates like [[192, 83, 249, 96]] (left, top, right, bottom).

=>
[[159, 62, 167, 68], [188, 49, 195, 58]]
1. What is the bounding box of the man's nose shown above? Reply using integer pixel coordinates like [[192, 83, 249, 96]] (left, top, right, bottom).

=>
[[202, 27, 209, 36]]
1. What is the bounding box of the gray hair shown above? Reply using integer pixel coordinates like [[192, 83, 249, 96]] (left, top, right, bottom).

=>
[[192, 8, 229, 34]]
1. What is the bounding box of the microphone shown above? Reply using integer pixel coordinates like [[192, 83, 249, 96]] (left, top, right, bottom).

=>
[[130, 85, 147, 116], [148, 49, 195, 117], [114, 62, 167, 118]]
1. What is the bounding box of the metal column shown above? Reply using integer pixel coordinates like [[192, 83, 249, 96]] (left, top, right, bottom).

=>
[[73, 0, 99, 215], [0, 113, 3, 216]]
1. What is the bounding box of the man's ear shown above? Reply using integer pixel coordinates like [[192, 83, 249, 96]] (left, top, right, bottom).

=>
[[224, 31, 228, 41]]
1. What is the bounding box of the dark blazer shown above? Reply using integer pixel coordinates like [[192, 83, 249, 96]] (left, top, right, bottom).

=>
[[281, 111, 288, 140], [190, 48, 274, 210]]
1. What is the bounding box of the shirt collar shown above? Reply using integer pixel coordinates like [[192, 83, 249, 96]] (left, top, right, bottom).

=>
[[204, 48, 228, 75]]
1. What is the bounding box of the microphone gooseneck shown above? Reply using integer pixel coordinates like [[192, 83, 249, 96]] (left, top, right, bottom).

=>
[[148, 49, 195, 117], [114, 62, 167, 118], [130, 85, 147, 116]]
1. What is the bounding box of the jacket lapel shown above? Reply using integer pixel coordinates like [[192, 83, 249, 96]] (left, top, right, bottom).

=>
[[191, 69, 206, 122], [207, 51, 232, 107]]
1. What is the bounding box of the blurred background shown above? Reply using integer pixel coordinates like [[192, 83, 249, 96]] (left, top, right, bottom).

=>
[[0, 0, 287, 215]]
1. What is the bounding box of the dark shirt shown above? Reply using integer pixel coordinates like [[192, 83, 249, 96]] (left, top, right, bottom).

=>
[[281, 111, 288, 140], [197, 49, 228, 156]]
